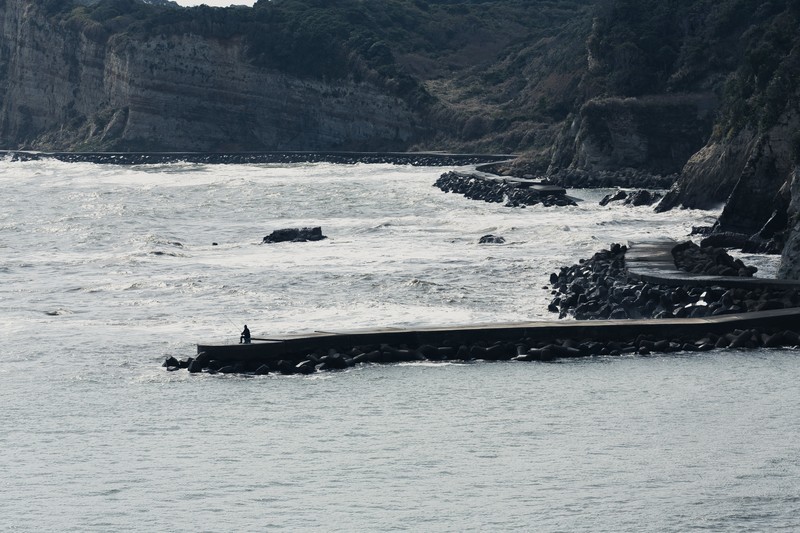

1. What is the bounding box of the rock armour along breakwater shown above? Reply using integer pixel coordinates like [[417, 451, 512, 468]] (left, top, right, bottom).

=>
[[434, 171, 576, 208], [549, 241, 799, 322], [480, 164, 678, 190], [171, 308, 800, 376]]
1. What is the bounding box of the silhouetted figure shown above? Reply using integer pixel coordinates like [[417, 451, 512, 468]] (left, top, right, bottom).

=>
[[240, 325, 251, 344]]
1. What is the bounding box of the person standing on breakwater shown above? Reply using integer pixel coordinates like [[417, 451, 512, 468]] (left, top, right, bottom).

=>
[[240, 325, 251, 344]]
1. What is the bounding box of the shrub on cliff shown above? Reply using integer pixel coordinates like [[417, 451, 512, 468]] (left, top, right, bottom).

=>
[[587, 0, 800, 139]]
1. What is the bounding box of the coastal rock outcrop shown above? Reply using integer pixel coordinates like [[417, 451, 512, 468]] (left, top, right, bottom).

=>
[[558, 94, 716, 177], [263, 227, 327, 244], [778, 167, 800, 279], [599, 189, 662, 207], [658, 110, 799, 236]]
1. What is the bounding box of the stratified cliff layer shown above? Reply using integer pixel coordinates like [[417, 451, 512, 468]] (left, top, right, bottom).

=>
[[0, 0, 593, 153], [0, 1, 426, 151]]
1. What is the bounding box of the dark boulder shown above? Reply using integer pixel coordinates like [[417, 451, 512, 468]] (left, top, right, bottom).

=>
[[479, 234, 506, 244], [623, 190, 662, 206], [599, 190, 627, 206], [318, 354, 350, 369], [295, 360, 317, 375], [263, 227, 327, 243], [672, 241, 757, 277], [700, 232, 749, 249]]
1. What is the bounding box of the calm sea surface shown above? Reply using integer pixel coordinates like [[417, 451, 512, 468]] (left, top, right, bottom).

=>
[[1, 160, 797, 531]]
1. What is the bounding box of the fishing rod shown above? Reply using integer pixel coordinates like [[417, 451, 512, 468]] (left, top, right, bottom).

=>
[[223, 315, 241, 329]]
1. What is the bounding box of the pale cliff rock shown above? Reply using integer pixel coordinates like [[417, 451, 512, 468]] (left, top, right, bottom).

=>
[[551, 94, 716, 176], [716, 110, 799, 234], [0, 0, 424, 151], [656, 130, 757, 212], [658, 107, 799, 236]]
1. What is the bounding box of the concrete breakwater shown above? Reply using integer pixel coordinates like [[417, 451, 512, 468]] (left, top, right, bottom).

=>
[[434, 171, 577, 207], [168, 308, 800, 375], [2, 150, 511, 167], [166, 238, 800, 375]]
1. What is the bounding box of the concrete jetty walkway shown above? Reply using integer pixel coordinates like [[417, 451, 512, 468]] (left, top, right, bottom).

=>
[[198, 306, 800, 364], [626, 237, 800, 289]]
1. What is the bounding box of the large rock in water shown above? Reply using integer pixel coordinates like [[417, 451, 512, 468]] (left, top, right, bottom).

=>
[[479, 234, 506, 244], [263, 227, 327, 243], [599, 190, 627, 206], [624, 190, 662, 206]]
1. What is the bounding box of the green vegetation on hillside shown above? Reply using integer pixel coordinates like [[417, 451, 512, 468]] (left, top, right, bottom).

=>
[[587, 0, 800, 136]]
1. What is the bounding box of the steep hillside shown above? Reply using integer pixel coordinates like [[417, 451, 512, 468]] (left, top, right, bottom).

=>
[[548, 0, 800, 269]]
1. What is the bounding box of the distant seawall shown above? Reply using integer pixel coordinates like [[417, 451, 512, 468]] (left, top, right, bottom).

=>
[[1, 150, 514, 167]]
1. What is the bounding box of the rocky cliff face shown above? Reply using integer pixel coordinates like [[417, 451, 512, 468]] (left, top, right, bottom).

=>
[[656, 99, 799, 239], [0, 0, 424, 151], [655, 130, 756, 212], [551, 94, 716, 176], [716, 109, 799, 234], [778, 167, 800, 279]]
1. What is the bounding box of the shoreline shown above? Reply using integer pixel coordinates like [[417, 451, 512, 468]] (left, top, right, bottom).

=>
[[0, 149, 515, 167]]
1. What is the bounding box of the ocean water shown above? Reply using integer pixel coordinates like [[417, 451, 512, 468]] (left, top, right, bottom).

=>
[[1, 160, 798, 532]]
